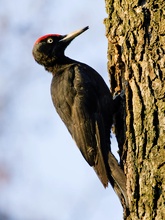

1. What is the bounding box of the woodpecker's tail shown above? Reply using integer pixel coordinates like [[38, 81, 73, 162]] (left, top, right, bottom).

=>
[[108, 152, 128, 207], [93, 121, 109, 187]]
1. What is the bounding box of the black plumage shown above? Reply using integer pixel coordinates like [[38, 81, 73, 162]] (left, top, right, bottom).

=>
[[32, 27, 127, 206]]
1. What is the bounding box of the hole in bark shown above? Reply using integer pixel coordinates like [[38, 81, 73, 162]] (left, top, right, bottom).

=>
[[143, 8, 151, 43], [153, 4, 159, 9]]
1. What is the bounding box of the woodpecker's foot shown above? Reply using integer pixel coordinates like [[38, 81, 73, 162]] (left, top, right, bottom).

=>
[[112, 90, 125, 115], [113, 89, 125, 101]]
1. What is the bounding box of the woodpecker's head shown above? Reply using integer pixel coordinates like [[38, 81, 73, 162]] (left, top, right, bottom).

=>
[[32, 26, 89, 67]]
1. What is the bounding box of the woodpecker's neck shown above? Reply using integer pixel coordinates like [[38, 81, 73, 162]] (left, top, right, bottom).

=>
[[45, 55, 79, 74]]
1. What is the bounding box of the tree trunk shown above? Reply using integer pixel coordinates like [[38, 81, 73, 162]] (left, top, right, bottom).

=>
[[104, 0, 165, 219]]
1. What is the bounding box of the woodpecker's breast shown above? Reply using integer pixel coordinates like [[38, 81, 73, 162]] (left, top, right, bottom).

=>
[[50, 65, 77, 130]]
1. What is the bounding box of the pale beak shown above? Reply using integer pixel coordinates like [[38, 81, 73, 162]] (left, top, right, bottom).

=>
[[60, 26, 89, 42]]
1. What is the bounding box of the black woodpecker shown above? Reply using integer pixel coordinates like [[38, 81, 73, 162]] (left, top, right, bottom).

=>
[[32, 26, 128, 207]]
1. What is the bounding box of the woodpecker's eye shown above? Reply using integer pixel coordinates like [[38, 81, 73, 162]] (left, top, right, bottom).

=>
[[47, 38, 53, 44]]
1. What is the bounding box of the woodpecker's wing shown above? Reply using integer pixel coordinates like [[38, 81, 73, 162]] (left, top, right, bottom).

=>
[[51, 63, 113, 187]]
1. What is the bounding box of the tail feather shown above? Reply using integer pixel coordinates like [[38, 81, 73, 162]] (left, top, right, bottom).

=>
[[94, 120, 128, 207], [93, 121, 109, 187], [108, 152, 128, 207]]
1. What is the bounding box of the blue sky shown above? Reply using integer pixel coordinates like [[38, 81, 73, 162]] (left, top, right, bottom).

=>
[[0, 0, 123, 219]]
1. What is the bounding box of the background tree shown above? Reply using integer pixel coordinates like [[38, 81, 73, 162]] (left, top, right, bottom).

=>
[[104, 0, 165, 219]]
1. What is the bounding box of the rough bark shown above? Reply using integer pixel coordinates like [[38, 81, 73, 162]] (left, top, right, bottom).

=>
[[104, 0, 165, 219]]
